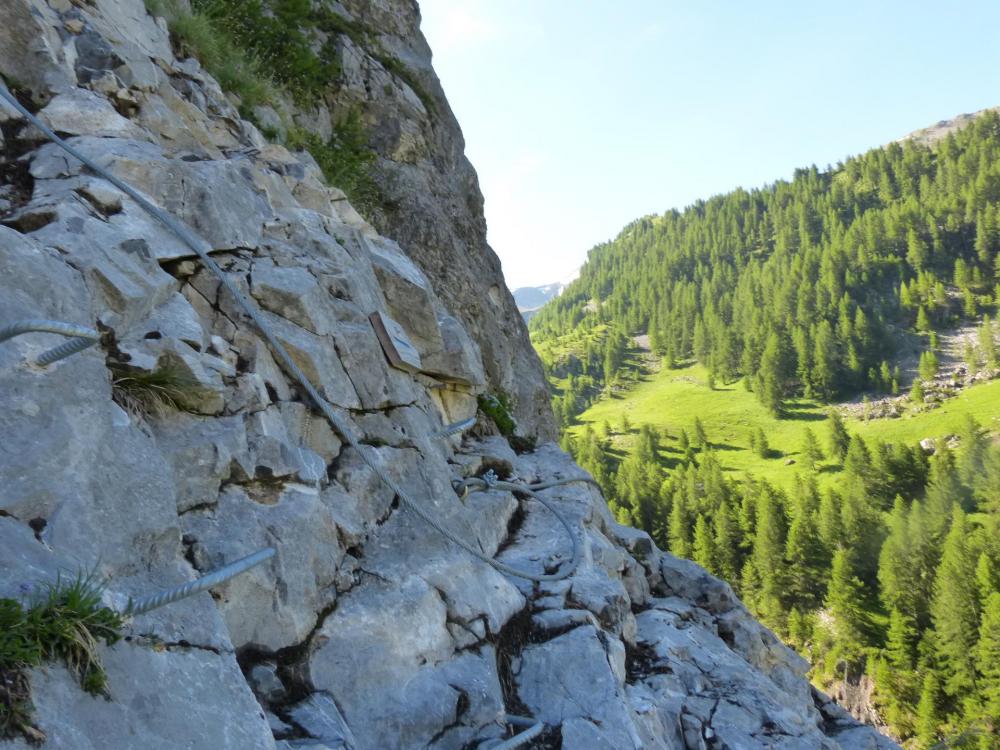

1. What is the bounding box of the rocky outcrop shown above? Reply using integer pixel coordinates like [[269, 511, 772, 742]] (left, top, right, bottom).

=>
[[1, 2, 898, 748], [304, 0, 554, 439]]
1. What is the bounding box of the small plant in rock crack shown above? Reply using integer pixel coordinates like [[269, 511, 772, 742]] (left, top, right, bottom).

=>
[[0, 572, 124, 744], [478, 393, 538, 453], [109, 362, 205, 419], [478, 393, 517, 437]]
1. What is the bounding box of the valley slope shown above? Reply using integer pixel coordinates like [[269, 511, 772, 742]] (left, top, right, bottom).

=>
[[530, 110, 1000, 747]]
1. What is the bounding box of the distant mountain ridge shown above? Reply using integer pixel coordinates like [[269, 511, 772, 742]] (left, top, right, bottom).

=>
[[898, 105, 1000, 146], [513, 268, 580, 320]]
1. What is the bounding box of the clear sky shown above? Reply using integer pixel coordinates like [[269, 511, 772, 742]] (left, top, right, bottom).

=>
[[417, 1, 1000, 290]]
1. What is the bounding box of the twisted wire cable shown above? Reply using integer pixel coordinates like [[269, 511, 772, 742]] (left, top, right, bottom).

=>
[[125, 547, 275, 616], [0, 319, 100, 365], [488, 718, 544, 750], [36, 335, 99, 365], [0, 83, 587, 584], [504, 714, 537, 728], [453, 476, 584, 581], [432, 416, 476, 439]]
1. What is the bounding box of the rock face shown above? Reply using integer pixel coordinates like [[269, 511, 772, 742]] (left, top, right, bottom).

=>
[[0, 2, 897, 749], [319, 0, 555, 439]]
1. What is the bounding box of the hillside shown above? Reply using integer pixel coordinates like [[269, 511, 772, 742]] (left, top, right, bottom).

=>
[[899, 106, 1000, 148], [530, 111, 1000, 747], [0, 1, 906, 750]]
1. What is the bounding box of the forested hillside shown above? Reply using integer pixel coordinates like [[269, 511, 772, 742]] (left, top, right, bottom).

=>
[[532, 110, 1000, 418], [530, 112, 1000, 747]]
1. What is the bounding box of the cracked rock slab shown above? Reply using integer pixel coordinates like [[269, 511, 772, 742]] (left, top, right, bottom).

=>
[[4, 642, 273, 750]]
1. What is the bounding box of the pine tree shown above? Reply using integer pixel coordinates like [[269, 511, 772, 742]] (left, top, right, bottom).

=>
[[976, 212, 994, 268], [931, 509, 982, 697], [975, 593, 1000, 739], [885, 606, 917, 672], [787, 608, 811, 649], [757, 332, 788, 416], [812, 320, 838, 400], [879, 497, 918, 617], [910, 379, 925, 404], [918, 349, 939, 381], [964, 287, 978, 318], [785, 489, 828, 610], [753, 426, 769, 459], [713, 498, 740, 582], [843, 435, 872, 480], [825, 548, 868, 666], [818, 489, 843, 551], [692, 514, 716, 573], [802, 427, 824, 469], [955, 257, 970, 288], [693, 416, 708, 448], [753, 486, 787, 623], [915, 672, 941, 750], [956, 415, 988, 501], [907, 228, 929, 270], [678, 428, 690, 455], [668, 489, 691, 558], [828, 410, 850, 462], [603, 347, 616, 384], [965, 339, 981, 373], [916, 305, 932, 332]]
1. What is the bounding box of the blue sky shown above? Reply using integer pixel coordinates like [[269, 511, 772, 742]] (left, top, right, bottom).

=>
[[418, 1, 1000, 290]]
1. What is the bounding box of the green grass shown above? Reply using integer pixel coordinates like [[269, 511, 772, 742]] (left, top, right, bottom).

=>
[[109, 363, 206, 419], [569, 361, 1000, 491], [1, 574, 124, 743], [285, 114, 379, 215], [478, 393, 516, 437], [146, 0, 281, 112], [144, 0, 381, 214], [854, 377, 1000, 443]]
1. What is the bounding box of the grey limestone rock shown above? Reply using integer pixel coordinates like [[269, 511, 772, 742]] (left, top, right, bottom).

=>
[[37, 88, 151, 140], [516, 625, 643, 749], [6, 644, 274, 750], [181, 484, 344, 652]]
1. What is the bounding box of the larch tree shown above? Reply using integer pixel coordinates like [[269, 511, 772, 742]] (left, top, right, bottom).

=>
[[825, 548, 869, 667], [802, 427, 824, 469], [827, 410, 850, 462], [975, 593, 1000, 738], [930, 509, 982, 698]]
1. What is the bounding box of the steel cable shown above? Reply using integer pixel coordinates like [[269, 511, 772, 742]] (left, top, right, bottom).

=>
[[490, 716, 545, 750], [0, 84, 587, 583], [125, 547, 275, 616], [0, 319, 100, 365], [431, 416, 476, 439]]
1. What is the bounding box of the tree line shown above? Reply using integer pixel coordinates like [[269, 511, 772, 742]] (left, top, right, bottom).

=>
[[563, 414, 999, 747], [532, 111, 1000, 417]]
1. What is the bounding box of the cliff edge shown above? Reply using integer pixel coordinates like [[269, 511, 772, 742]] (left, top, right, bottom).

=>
[[0, 2, 898, 748]]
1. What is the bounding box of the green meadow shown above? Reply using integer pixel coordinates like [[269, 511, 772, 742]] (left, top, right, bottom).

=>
[[568, 361, 1000, 491]]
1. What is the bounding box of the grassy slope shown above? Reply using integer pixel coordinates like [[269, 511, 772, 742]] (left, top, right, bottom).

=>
[[569, 361, 1000, 491]]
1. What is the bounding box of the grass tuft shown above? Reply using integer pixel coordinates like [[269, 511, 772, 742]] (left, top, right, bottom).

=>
[[143, 0, 383, 214], [1, 573, 124, 743], [479, 393, 517, 437], [109, 363, 205, 419], [286, 111, 379, 214]]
